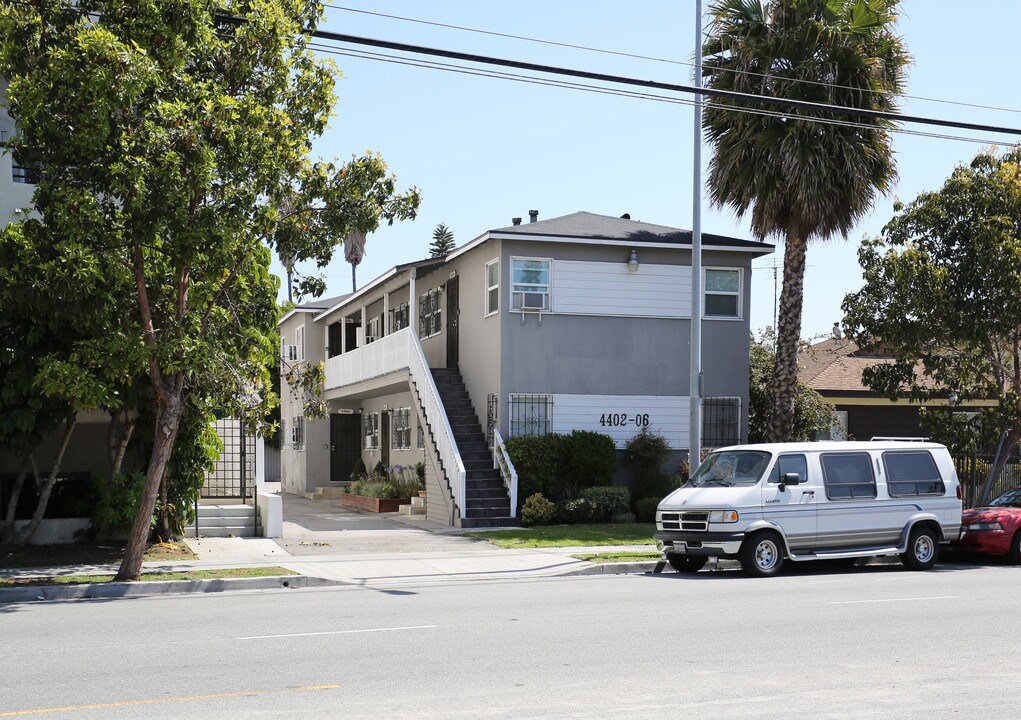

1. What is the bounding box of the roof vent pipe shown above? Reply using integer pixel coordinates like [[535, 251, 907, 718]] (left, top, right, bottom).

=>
[[512, 217, 521, 226], [528, 210, 538, 223]]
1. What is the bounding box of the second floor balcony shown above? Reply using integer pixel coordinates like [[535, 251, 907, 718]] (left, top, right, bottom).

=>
[[323, 326, 413, 394]]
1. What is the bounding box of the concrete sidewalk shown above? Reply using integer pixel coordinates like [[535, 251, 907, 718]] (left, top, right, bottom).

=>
[[0, 492, 664, 599]]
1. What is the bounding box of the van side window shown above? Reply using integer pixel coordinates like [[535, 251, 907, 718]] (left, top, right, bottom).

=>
[[883, 451, 946, 497], [767, 454, 808, 484], [821, 452, 877, 500]]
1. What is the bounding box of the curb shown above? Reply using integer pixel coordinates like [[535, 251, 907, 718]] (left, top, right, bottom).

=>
[[0, 575, 344, 604]]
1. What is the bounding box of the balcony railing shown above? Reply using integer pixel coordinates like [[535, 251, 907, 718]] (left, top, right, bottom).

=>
[[323, 327, 412, 390]]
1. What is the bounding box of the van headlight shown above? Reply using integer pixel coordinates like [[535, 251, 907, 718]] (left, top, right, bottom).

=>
[[709, 510, 739, 523]]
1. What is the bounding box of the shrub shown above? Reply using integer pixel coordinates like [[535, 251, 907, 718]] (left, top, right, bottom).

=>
[[350, 458, 367, 482], [624, 429, 673, 500], [372, 460, 387, 478], [635, 496, 663, 523], [561, 430, 617, 494], [556, 497, 596, 524], [506, 434, 564, 500], [579, 486, 631, 522], [521, 493, 556, 527]]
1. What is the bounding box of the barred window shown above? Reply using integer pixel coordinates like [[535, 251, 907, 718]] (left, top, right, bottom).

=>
[[417, 420, 425, 449], [393, 407, 411, 450], [419, 288, 442, 338], [390, 303, 410, 333], [703, 397, 741, 448], [508, 394, 552, 438], [363, 412, 379, 450], [291, 416, 306, 451]]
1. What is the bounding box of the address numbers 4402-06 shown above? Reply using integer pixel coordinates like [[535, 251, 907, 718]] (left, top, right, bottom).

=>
[[598, 413, 650, 428]]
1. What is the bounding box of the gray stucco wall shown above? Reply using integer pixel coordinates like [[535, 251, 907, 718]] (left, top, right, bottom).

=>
[[495, 240, 754, 445]]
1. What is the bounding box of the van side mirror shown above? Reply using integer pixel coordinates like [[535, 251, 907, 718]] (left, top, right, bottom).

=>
[[778, 472, 801, 490]]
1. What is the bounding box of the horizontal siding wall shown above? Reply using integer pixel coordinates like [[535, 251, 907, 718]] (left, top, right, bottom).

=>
[[552, 261, 692, 317], [551, 394, 690, 449]]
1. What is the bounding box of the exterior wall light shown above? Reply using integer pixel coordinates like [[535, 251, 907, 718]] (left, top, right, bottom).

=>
[[628, 249, 639, 272]]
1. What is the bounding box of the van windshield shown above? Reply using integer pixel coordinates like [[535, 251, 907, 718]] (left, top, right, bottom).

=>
[[689, 451, 771, 487]]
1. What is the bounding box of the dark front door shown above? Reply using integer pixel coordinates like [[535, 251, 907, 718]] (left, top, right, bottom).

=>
[[446, 276, 459, 368], [328, 322, 343, 358], [345, 320, 359, 351], [330, 413, 362, 483], [380, 410, 391, 467]]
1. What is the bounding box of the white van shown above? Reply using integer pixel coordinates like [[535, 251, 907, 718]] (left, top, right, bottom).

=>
[[655, 441, 963, 576]]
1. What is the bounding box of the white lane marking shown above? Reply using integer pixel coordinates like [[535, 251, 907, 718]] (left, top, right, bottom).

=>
[[238, 625, 437, 640], [829, 596, 959, 605]]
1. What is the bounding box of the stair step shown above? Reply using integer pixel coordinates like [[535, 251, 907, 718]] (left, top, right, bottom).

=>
[[195, 505, 258, 518], [458, 517, 520, 529], [466, 469, 500, 481], [398, 503, 427, 516]]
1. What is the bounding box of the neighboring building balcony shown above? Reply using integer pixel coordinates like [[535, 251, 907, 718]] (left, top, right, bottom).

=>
[[323, 326, 413, 395]]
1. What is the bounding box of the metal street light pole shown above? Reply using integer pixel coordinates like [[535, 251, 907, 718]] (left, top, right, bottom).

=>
[[689, 0, 704, 468]]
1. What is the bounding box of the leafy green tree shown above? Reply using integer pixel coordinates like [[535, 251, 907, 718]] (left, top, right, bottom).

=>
[[748, 331, 835, 443], [842, 148, 1021, 505], [0, 1, 413, 579], [429, 223, 456, 257], [702, 0, 908, 441]]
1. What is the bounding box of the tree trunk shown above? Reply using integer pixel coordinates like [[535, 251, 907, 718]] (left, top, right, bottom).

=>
[[97, 410, 137, 541], [13, 418, 77, 545], [767, 233, 809, 442], [351, 262, 357, 293], [115, 385, 184, 581], [978, 429, 1021, 506], [156, 468, 172, 541], [0, 460, 30, 544]]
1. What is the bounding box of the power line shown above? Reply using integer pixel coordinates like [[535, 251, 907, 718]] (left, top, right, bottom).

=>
[[311, 43, 1001, 147], [305, 28, 1021, 139], [322, 3, 1021, 119]]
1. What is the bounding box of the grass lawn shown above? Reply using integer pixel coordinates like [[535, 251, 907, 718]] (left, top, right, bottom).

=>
[[1, 540, 197, 570], [0, 566, 298, 588], [466, 523, 656, 548], [571, 551, 662, 563]]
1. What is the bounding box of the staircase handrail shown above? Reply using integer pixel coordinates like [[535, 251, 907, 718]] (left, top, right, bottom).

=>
[[492, 428, 518, 518], [407, 335, 466, 520]]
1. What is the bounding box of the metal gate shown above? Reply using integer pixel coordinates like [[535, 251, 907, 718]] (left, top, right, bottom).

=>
[[202, 418, 257, 500]]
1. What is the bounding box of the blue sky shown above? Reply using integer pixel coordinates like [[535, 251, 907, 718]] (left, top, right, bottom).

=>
[[283, 1, 1021, 340]]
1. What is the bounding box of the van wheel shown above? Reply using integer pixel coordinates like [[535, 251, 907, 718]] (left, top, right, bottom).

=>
[[900, 526, 939, 570], [740, 531, 784, 577], [667, 555, 708, 573], [1009, 530, 1021, 564]]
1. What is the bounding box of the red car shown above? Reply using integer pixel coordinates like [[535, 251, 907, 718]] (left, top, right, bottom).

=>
[[957, 488, 1021, 562]]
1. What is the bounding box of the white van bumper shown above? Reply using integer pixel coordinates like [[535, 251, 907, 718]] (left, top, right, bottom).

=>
[[654, 531, 744, 556]]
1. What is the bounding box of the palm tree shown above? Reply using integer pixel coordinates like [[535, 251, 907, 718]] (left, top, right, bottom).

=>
[[344, 228, 366, 292], [702, 0, 908, 441]]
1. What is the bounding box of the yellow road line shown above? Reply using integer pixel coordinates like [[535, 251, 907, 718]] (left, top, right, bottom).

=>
[[0, 685, 340, 717]]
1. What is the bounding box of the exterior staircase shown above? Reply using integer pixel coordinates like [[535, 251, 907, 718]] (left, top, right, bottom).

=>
[[431, 368, 517, 528], [186, 503, 261, 538]]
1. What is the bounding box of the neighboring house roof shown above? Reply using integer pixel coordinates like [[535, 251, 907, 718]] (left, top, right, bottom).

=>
[[487, 211, 770, 250], [799, 339, 891, 394], [279, 293, 352, 325]]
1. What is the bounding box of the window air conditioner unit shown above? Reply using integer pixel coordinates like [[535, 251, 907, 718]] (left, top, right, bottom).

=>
[[521, 292, 547, 311]]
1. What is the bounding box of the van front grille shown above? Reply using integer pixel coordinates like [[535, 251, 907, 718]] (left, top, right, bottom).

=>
[[660, 511, 709, 532]]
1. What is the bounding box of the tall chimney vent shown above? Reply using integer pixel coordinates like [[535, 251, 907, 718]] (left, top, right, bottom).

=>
[[528, 210, 539, 223], [512, 217, 522, 226]]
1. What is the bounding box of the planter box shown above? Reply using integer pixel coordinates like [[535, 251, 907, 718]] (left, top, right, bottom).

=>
[[340, 494, 412, 513]]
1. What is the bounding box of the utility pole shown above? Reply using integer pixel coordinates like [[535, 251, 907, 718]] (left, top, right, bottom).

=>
[[688, 0, 704, 468]]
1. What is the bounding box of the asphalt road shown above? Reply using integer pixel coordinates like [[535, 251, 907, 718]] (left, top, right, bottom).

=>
[[2, 560, 1018, 719]]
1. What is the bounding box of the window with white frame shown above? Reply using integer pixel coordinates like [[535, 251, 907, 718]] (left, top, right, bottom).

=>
[[510, 258, 551, 311], [485, 259, 499, 316], [508, 394, 553, 438], [704, 268, 741, 318], [390, 303, 410, 333], [295, 325, 305, 360], [419, 288, 442, 338], [363, 412, 379, 450], [392, 407, 411, 450], [291, 415, 306, 451]]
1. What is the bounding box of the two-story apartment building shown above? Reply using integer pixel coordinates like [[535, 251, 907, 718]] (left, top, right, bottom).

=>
[[278, 210, 773, 528]]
